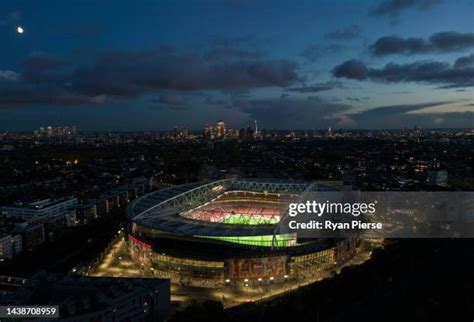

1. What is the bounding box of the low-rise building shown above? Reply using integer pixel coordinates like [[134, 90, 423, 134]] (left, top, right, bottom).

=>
[[427, 169, 448, 187], [0, 233, 22, 261], [1, 197, 78, 223], [14, 222, 46, 252], [5, 273, 170, 321]]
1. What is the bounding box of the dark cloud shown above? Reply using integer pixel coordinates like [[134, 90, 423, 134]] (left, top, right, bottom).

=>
[[370, 61, 474, 87], [0, 49, 299, 107], [371, 32, 474, 56], [348, 111, 474, 129], [241, 98, 351, 129], [157, 94, 186, 105], [430, 32, 474, 52], [22, 52, 66, 72], [344, 101, 474, 129], [369, 0, 443, 18], [205, 96, 227, 105], [346, 96, 370, 102], [286, 81, 342, 93], [332, 60, 369, 80], [371, 36, 428, 56], [0, 52, 99, 108], [354, 101, 449, 116], [325, 25, 362, 40], [17, 52, 70, 86], [73, 49, 298, 95], [152, 93, 190, 110], [0, 81, 101, 108], [454, 53, 474, 69], [223, 89, 252, 104], [368, 61, 449, 82], [241, 99, 473, 129], [332, 55, 474, 88]]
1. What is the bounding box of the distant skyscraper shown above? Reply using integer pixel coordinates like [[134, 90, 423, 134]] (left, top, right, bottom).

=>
[[245, 125, 253, 139], [216, 120, 226, 138], [204, 124, 212, 138], [34, 126, 77, 137]]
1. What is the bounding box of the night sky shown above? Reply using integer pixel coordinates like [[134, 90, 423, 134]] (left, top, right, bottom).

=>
[[1, 0, 473, 131]]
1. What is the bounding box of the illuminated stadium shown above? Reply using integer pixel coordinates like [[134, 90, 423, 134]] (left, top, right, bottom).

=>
[[126, 178, 359, 287]]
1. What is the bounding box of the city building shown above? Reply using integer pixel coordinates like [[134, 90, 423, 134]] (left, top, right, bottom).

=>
[[76, 178, 152, 224], [172, 126, 189, 139], [204, 120, 234, 139], [203, 124, 212, 138], [0, 233, 22, 261], [427, 170, 448, 187], [0, 198, 78, 254], [34, 126, 77, 137], [1, 197, 78, 224], [215, 120, 226, 137], [13, 222, 46, 252], [4, 273, 170, 321], [76, 200, 99, 225]]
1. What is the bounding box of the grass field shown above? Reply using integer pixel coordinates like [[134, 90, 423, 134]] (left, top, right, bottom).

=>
[[222, 214, 279, 225]]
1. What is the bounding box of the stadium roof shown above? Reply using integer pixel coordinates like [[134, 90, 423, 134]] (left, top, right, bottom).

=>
[[127, 178, 339, 237]]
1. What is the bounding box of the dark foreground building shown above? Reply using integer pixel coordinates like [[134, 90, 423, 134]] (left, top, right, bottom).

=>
[[2, 272, 170, 321]]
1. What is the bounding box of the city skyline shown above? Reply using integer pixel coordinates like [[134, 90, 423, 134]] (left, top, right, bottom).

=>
[[1, 2, 473, 320], [1, 0, 473, 131]]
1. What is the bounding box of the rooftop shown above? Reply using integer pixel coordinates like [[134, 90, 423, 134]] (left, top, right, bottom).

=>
[[4, 197, 77, 210]]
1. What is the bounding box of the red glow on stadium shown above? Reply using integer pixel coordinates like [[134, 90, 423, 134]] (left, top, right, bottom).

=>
[[128, 233, 152, 249], [180, 191, 296, 224]]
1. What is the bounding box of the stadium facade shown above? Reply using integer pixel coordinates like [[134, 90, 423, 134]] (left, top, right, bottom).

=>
[[126, 178, 359, 287]]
